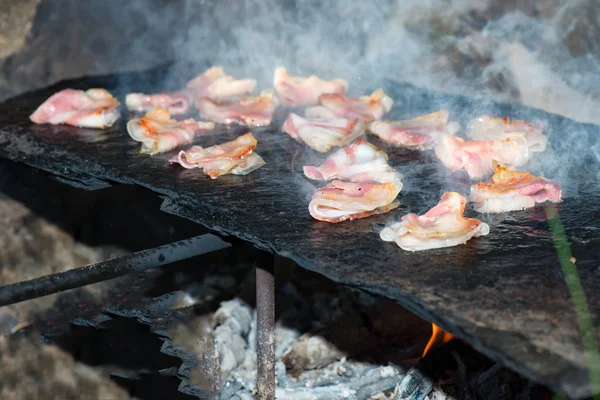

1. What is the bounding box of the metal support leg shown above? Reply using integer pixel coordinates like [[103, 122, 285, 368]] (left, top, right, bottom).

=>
[[256, 252, 275, 400]]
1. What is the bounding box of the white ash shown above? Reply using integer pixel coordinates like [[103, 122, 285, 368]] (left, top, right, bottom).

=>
[[175, 274, 549, 399], [211, 299, 253, 381], [209, 296, 405, 400]]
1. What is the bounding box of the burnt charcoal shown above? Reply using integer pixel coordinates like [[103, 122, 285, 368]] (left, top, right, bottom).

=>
[[1, 67, 599, 399], [274, 365, 403, 400], [282, 299, 431, 376], [282, 333, 348, 376], [395, 368, 434, 400], [111, 373, 199, 400]]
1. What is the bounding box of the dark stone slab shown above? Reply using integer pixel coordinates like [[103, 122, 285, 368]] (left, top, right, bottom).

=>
[[1, 66, 599, 398]]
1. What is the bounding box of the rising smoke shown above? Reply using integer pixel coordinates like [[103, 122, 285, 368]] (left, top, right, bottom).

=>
[[4, 0, 600, 189], [159, 0, 600, 193], [160, 0, 600, 122]]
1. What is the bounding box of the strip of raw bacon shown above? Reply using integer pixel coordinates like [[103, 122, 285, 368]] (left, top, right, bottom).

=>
[[127, 107, 215, 155], [125, 90, 195, 116], [380, 192, 490, 251], [30, 88, 120, 129], [368, 110, 459, 150], [470, 162, 562, 213], [434, 134, 529, 179], [466, 115, 547, 152], [309, 180, 401, 223], [305, 89, 394, 121], [303, 139, 404, 185], [282, 113, 365, 153], [196, 89, 280, 127], [273, 67, 348, 107], [169, 132, 265, 179], [126, 67, 256, 115]]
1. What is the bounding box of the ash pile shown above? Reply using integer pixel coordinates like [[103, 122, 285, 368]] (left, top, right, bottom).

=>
[[178, 264, 552, 400]]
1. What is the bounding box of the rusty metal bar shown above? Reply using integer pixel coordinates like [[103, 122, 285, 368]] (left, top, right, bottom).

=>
[[0, 233, 230, 307], [202, 334, 222, 396], [256, 252, 276, 400]]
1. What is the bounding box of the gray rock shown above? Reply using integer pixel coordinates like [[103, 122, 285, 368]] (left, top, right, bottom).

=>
[[0, 0, 40, 60], [0, 335, 129, 399]]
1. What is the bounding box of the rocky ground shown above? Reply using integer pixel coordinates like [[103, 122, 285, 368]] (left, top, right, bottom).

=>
[[0, 335, 130, 400]]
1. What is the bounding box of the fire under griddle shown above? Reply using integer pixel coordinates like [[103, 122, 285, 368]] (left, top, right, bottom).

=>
[[1, 64, 599, 399]]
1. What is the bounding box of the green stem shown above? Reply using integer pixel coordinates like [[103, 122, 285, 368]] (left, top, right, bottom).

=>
[[545, 206, 600, 400]]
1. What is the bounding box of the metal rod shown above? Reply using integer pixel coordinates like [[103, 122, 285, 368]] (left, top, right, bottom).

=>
[[256, 252, 276, 400], [0, 233, 230, 307]]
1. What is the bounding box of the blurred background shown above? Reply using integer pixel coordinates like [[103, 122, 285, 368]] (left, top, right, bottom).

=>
[[2, 0, 600, 123]]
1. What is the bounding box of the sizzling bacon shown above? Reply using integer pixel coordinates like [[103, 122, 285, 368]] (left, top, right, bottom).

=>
[[30, 88, 120, 129], [126, 67, 256, 115], [368, 110, 459, 150], [282, 113, 365, 153], [196, 89, 280, 127], [380, 192, 490, 251], [125, 90, 195, 116], [169, 132, 265, 179], [303, 139, 403, 185], [308, 180, 401, 223], [466, 115, 547, 152], [470, 162, 562, 213], [186, 67, 257, 100], [305, 89, 394, 121], [127, 107, 215, 155], [434, 135, 529, 179], [273, 67, 348, 107]]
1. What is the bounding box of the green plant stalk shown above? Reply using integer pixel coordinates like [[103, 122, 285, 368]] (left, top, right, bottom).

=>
[[545, 206, 600, 400]]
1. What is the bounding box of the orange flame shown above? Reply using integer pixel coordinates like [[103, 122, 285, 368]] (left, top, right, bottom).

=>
[[421, 323, 455, 358]]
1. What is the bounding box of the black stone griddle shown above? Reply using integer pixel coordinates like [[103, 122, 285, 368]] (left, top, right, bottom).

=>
[[1, 65, 599, 399]]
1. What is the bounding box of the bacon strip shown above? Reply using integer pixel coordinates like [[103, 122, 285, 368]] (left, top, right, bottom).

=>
[[303, 139, 403, 185], [380, 192, 490, 251], [125, 90, 195, 116], [127, 107, 215, 155], [466, 115, 547, 152], [368, 110, 459, 150], [30, 88, 120, 129], [196, 89, 280, 127], [282, 113, 365, 153], [470, 162, 562, 213], [434, 135, 529, 179], [305, 89, 394, 121], [309, 180, 401, 223], [273, 67, 348, 107], [169, 132, 265, 179], [126, 67, 256, 115], [186, 67, 257, 100]]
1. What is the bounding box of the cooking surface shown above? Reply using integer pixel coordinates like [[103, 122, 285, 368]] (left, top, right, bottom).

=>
[[1, 65, 599, 398]]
